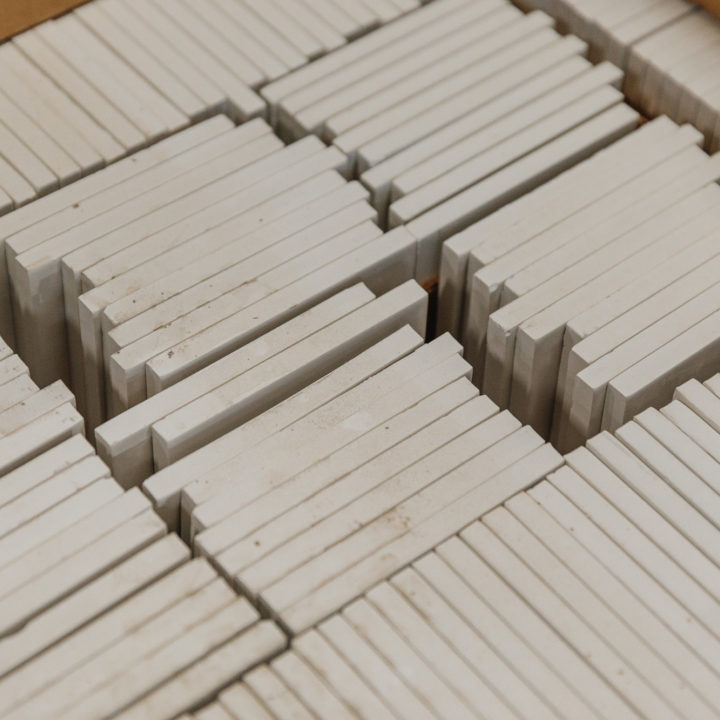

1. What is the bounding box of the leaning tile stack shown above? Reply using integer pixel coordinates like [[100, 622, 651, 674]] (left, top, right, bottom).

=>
[[5, 115, 420, 436], [0, 360, 287, 720], [192, 373, 720, 719], [0, 0, 430, 213], [0, 0, 263, 210], [142, 333, 563, 635], [2, 115, 235, 362], [95, 281, 427, 490], [201, 576, 617, 719], [262, 0, 641, 283], [441, 442, 720, 720], [0, 341, 83, 476], [0, 0, 421, 214], [517, 1, 720, 151], [437, 115, 720, 451]]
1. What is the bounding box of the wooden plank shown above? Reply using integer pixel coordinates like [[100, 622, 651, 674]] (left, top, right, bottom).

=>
[[0, 0, 90, 42]]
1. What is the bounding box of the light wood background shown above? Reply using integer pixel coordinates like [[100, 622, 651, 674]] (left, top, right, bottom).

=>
[[0, 0, 90, 42]]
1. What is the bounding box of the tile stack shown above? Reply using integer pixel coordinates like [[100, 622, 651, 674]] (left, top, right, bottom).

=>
[[514, 1, 720, 151], [4, 117, 419, 436], [95, 282, 427, 490], [187, 371, 720, 719], [437, 115, 720, 451], [626, 7, 720, 150], [262, 0, 641, 282], [0, 455, 284, 720], [142, 332, 562, 635], [0, 0, 421, 212], [514, 0, 693, 71], [0, 353, 285, 720]]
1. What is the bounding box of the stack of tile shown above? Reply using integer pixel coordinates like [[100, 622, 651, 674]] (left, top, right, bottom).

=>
[[95, 281, 427, 490], [0, 444, 285, 720], [190, 372, 720, 719], [262, 0, 641, 283], [0, 6, 260, 210], [6, 116, 418, 434], [0, 341, 83, 476], [517, 1, 720, 151], [0, 0, 421, 214], [440, 445, 720, 720], [2, 115, 234, 359], [514, 0, 693, 72], [436, 115, 720, 450], [626, 7, 720, 150], [141, 333, 562, 635], [180, 373, 720, 720]]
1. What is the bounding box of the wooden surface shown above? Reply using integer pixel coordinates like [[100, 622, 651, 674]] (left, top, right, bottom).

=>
[[0, 0, 90, 42], [695, 0, 720, 18]]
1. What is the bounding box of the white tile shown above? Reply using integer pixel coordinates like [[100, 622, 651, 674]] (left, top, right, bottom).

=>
[[195, 381, 484, 574], [0, 552, 209, 715], [531, 473, 720, 696], [406, 103, 638, 284], [0, 403, 84, 477], [0, 493, 165, 638], [502, 493, 718, 715], [462, 518, 664, 720], [0, 434, 93, 509], [6, 117, 239, 391], [0, 454, 108, 539], [435, 533, 633, 719], [94, 284, 372, 490]]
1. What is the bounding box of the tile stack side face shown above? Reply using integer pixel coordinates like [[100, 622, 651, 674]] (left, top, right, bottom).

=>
[[436, 114, 720, 453]]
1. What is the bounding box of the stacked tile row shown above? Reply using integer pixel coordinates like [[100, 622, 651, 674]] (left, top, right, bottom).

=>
[[514, 0, 720, 150], [188, 373, 720, 719], [0, 337, 83, 475], [262, 0, 640, 283], [626, 6, 720, 150], [0, 358, 286, 720], [2, 116, 422, 439], [139, 330, 563, 635], [437, 116, 720, 451], [0, 0, 419, 211]]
